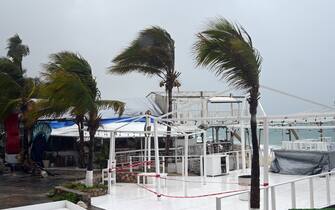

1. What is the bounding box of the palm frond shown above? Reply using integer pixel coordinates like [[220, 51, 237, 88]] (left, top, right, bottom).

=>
[[43, 51, 97, 97], [96, 100, 125, 116], [6, 34, 29, 68], [194, 18, 261, 92], [41, 70, 95, 116], [0, 57, 24, 84], [109, 26, 175, 78], [0, 72, 22, 98], [0, 98, 21, 120]]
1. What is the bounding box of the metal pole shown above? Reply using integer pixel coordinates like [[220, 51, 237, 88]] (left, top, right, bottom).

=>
[[263, 117, 270, 186], [241, 124, 246, 170], [111, 132, 116, 184], [162, 156, 165, 174], [240, 98, 246, 171], [270, 187, 276, 210], [264, 188, 269, 210], [108, 131, 115, 194], [200, 155, 203, 177], [148, 135, 151, 169], [309, 178, 314, 208], [203, 131, 207, 184], [291, 182, 296, 208], [326, 173, 331, 206], [153, 118, 161, 200], [236, 151, 240, 170], [225, 155, 229, 174], [130, 156, 133, 172], [144, 136, 147, 173], [107, 158, 112, 195], [184, 134, 189, 177], [216, 197, 221, 210]]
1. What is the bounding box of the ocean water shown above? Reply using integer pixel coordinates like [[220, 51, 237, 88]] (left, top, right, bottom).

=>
[[206, 128, 335, 146]]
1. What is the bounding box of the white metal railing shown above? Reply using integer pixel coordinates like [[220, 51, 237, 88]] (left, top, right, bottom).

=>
[[129, 155, 203, 175], [101, 160, 116, 185], [282, 140, 335, 151], [215, 170, 335, 210], [224, 150, 252, 170]]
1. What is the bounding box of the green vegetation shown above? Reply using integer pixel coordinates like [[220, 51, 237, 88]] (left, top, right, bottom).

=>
[[194, 18, 262, 209], [35, 52, 125, 186], [62, 182, 107, 191], [0, 34, 40, 164], [109, 26, 181, 158], [48, 182, 107, 203], [48, 191, 80, 203]]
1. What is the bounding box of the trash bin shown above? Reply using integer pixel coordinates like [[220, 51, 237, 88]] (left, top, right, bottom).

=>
[[238, 175, 251, 201]]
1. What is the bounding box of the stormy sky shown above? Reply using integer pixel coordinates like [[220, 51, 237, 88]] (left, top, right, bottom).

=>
[[0, 0, 334, 115]]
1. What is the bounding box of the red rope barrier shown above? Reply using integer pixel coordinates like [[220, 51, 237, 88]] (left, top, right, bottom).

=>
[[137, 184, 248, 199], [109, 160, 154, 172]]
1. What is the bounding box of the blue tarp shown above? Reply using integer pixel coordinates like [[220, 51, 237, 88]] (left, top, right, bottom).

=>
[[45, 116, 150, 129]]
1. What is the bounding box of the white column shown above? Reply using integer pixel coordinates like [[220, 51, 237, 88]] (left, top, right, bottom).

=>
[[153, 118, 161, 200], [111, 132, 116, 183], [108, 131, 116, 194], [240, 123, 246, 170], [144, 136, 148, 173], [263, 118, 270, 210], [203, 131, 207, 184], [263, 117, 269, 186], [148, 135, 151, 169], [240, 98, 246, 171], [184, 134, 189, 177]]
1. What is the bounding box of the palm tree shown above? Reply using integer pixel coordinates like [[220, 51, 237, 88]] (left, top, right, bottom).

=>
[[194, 18, 262, 209], [42, 51, 98, 168], [109, 26, 181, 159], [39, 52, 125, 186], [7, 34, 30, 73], [0, 56, 37, 164], [2, 34, 31, 163]]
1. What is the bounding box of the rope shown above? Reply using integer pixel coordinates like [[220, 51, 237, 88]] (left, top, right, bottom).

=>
[[110, 160, 153, 172], [261, 85, 335, 110], [137, 184, 248, 199], [143, 175, 240, 185]]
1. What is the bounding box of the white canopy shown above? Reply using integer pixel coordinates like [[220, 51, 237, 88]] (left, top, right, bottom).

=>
[[51, 121, 198, 139]]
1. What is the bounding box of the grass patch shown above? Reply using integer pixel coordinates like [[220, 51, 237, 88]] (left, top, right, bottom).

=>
[[48, 190, 79, 203], [62, 182, 107, 192]]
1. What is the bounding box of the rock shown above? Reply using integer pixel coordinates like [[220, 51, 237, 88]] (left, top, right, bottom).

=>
[[41, 170, 48, 178], [77, 201, 87, 209]]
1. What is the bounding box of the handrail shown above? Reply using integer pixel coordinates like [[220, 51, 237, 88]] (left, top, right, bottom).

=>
[[270, 170, 335, 188], [216, 170, 335, 210]]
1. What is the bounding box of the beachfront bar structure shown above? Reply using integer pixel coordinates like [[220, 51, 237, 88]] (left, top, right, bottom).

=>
[[88, 89, 335, 210]]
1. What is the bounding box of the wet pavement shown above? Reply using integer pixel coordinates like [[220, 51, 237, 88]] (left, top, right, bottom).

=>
[[0, 172, 83, 209]]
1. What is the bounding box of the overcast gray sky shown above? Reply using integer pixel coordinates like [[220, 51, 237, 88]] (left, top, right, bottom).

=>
[[1, 0, 334, 114]]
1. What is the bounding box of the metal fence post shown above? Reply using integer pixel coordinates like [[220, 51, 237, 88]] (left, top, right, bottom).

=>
[[291, 182, 296, 209], [326, 173, 331, 206], [216, 197, 221, 210], [270, 186, 276, 210], [130, 156, 133, 172], [309, 178, 314, 208]]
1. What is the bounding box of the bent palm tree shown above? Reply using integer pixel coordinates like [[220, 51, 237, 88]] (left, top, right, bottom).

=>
[[42, 51, 97, 168], [194, 18, 262, 209], [38, 52, 125, 186], [109, 26, 181, 158]]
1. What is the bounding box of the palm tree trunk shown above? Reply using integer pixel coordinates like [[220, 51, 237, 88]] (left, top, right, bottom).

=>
[[249, 91, 260, 209], [87, 132, 94, 171], [86, 130, 94, 187], [77, 120, 85, 168], [165, 87, 173, 166]]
